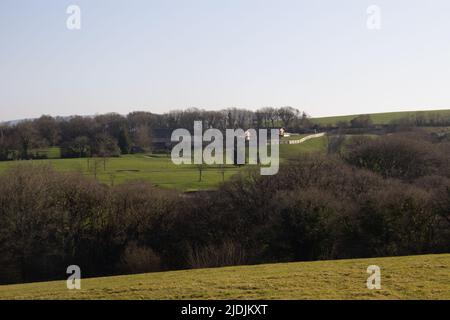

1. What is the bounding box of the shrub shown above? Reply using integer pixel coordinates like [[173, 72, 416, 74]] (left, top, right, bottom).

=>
[[118, 242, 161, 274], [186, 240, 247, 269], [266, 187, 343, 261], [335, 182, 439, 257], [344, 135, 448, 180], [0, 164, 111, 283]]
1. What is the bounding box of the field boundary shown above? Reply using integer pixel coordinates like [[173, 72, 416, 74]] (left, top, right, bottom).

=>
[[279, 132, 326, 145]]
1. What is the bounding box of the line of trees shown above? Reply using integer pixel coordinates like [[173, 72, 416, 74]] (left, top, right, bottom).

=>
[[1, 129, 449, 284], [0, 107, 312, 161], [3, 110, 450, 161]]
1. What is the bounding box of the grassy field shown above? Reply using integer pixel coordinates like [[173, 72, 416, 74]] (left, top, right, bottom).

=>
[[0, 254, 448, 300], [280, 133, 309, 141], [312, 109, 450, 126], [279, 135, 328, 159], [0, 136, 328, 191], [0, 154, 244, 191]]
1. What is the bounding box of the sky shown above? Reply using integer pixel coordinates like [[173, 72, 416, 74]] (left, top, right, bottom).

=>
[[1, 0, 450, 121]]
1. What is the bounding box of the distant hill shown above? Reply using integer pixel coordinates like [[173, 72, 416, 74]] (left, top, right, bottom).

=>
[[0, 119, 31, 126], [312, 109, 450, 126], [0, 115, 93, 126]]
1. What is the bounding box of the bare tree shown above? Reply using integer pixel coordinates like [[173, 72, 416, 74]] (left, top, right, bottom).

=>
[[278, 106, 299, 128]]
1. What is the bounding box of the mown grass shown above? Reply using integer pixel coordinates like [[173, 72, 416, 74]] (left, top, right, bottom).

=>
[[0, 136, 328, 191], [279, 136, 328, 159], [312, 109, 450, 126], [0, 254, 448, 300], [0, 154, 243, 191], [280, 133, 309, 141]]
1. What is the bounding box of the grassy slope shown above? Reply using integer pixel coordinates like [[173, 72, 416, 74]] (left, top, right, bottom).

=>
[[312, 109, 450, 126], [0, 254, 448, 300], [279, 135, 328, 159], [280, 133, 309, 141]]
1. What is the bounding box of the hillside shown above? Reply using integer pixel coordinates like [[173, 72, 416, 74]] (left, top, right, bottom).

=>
[[312, 109, 450, 126], [0, 254, 448, 300]]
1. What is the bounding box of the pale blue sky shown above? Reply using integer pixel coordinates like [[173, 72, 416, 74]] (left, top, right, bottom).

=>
[[1, 0, 450, 121]]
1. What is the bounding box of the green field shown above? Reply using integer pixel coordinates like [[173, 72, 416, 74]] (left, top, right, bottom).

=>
[[0, 154, 244, 191], [0, 254, 448, 300], [0, 136, 328, 191], [280, 133, 309, 141], [312, 109, 450, 126], [279, 135, 328, 159]]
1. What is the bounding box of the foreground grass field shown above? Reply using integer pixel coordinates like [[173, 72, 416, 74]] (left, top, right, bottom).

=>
[[312, 109, 450, 126], [0, 254, 448, 300]]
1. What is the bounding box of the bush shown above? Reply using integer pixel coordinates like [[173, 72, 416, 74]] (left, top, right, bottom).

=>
[[266, 187, 342, 261], [344, 135, 448, 180], [0, 166, 173, 284], [0, 165, 112, 283], [118, 242, 161, 274], [335, 182, 439, 257], [350, 115, 373, 128], [186, 240, 247, 269]]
